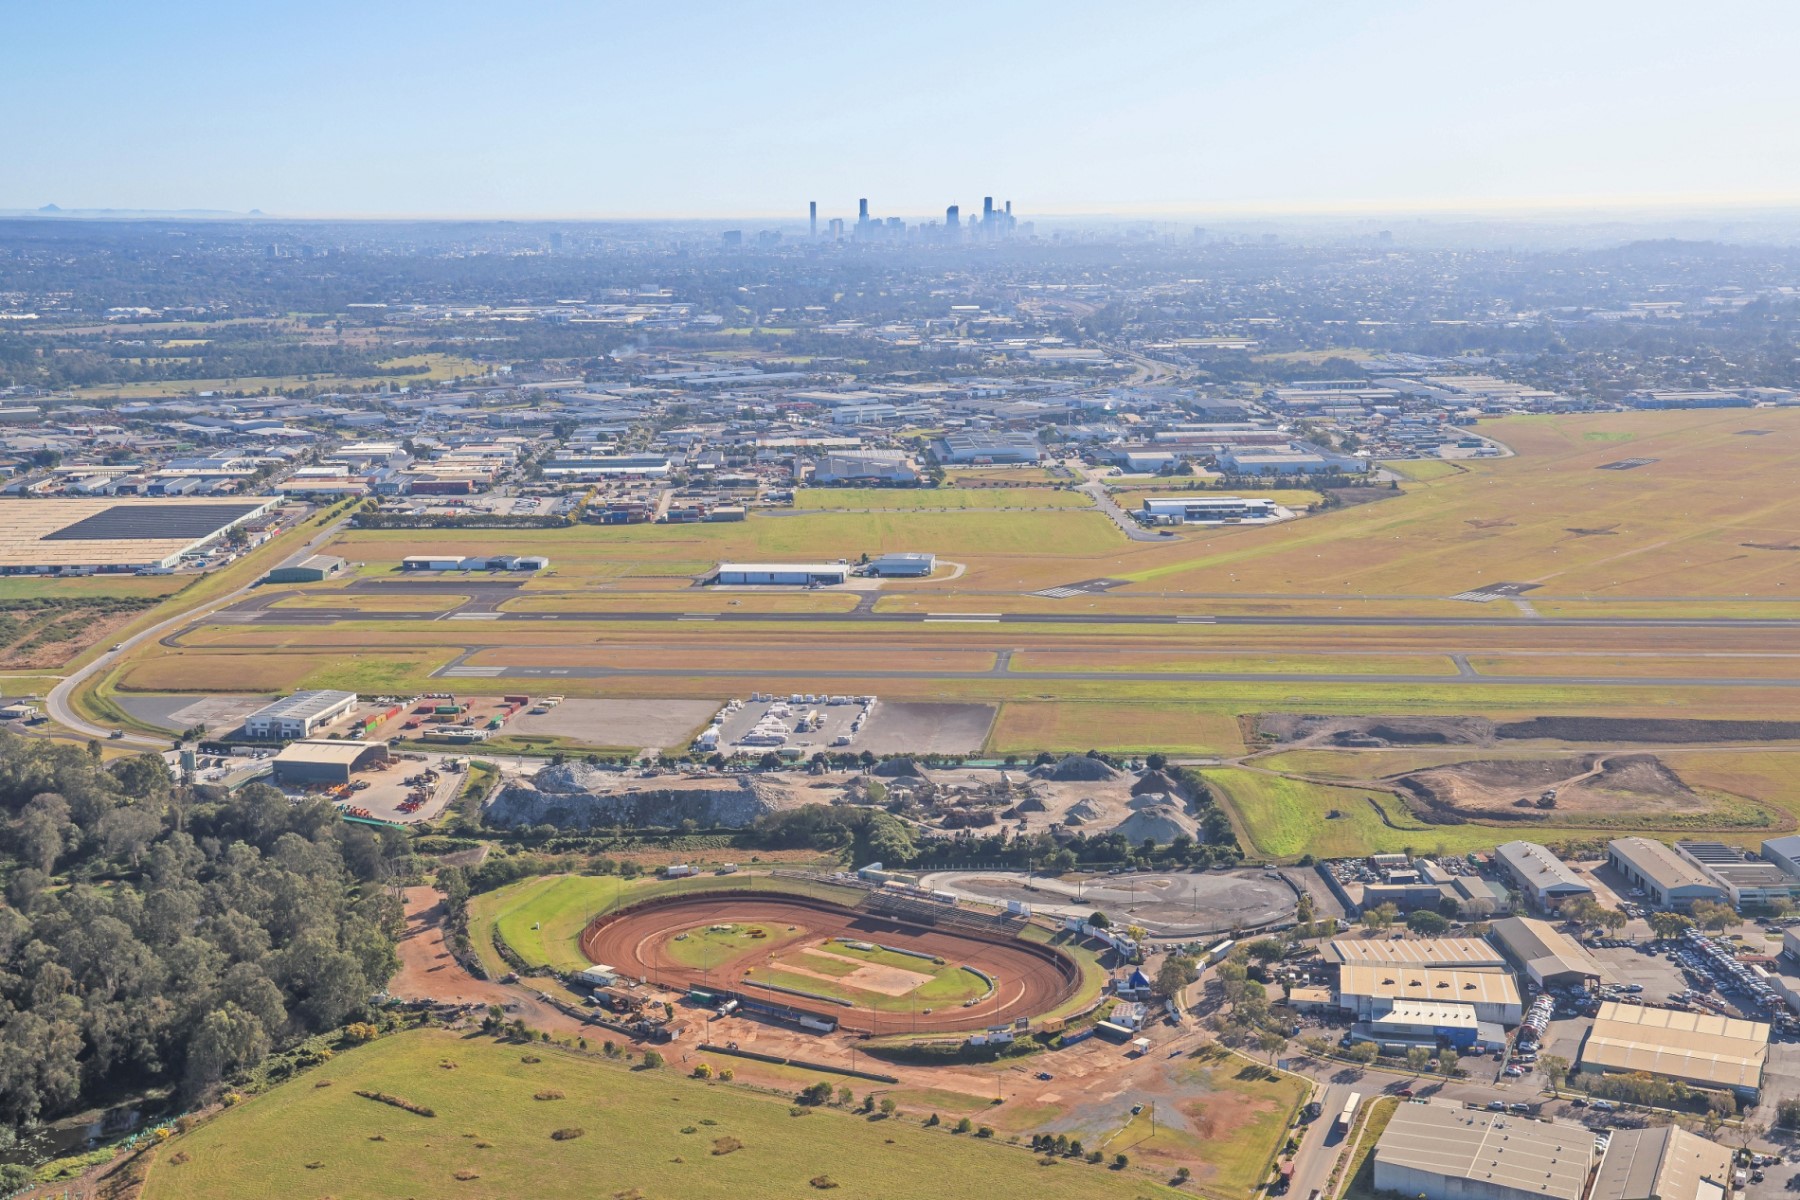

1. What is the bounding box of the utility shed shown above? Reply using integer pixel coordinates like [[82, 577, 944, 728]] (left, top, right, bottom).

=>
[[1373, 1101, 1593, 1200], [1590, 1125, 1732, 1200], [867, 552, 936, 577], [271, 739, 389, 786], [264, 553, 347, 584], [1580, 1000, 1768, 1099]]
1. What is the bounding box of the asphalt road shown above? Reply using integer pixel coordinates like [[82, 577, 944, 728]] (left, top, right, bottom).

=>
[[46, 515, 354, 747]]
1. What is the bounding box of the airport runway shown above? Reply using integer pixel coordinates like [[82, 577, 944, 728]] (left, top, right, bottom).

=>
[[225, 605, 1800, 630], [432, 651, 1800, 688]]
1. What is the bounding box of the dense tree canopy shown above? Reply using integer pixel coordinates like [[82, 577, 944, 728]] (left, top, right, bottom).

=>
[[0, 733, 404, 1124]]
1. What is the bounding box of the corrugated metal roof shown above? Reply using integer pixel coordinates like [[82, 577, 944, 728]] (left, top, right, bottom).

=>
[[1582, 1001, 1769, 1091], [1375, 1102, 1592, 1200]]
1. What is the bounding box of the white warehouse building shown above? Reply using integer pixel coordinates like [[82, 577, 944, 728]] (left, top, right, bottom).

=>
[[243, 690, 359, 739], [1140, 496, 1279, 523], [713, 562, 849, 586]]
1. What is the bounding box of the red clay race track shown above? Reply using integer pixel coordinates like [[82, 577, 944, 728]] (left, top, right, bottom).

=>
[[581, 891, 1081, 1036]]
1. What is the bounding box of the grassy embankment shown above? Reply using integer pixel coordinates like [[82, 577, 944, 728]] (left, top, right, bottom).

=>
[[140, 1029, 1182, 1200]]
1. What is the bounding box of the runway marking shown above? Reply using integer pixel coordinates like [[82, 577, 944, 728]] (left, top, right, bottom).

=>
[[447, 612, 504, 620], [926, 612, 1001, 623]]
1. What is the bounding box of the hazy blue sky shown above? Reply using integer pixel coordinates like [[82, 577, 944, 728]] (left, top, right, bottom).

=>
[[6, 0, 1799, 219]]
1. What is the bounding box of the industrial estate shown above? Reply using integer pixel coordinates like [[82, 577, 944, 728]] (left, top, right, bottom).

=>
[[4, 189, 1800, 1200]]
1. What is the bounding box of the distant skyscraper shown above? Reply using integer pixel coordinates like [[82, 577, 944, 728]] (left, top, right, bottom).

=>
[[828, 217, 844, 240], [809, 201, 817, 238], [946, 204, 959, 230], [858, 198, 870, 224]]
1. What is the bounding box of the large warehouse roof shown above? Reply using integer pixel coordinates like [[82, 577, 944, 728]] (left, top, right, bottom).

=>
[[1582, 1001, 1769, 1092], [1375, 1102, 1592, 1200], [248, 690, 358, 724], [273, 739, 382, 768], [1490, 916, 1608, 982], [1608, 837, 1717, 892], [1339, 964, 1520, 1008], [0, 497, 274, 570], [1324, 937, 1508, 969], [1591, 1125, 1731, 1200]]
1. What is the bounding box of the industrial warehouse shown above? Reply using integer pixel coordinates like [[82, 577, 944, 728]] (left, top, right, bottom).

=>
[[241, 690, 360, 739], [711, 561, 849, 586], [0, 496, 277, 573], [1137, 495, 1284, 524], [1372, 1102, 1732, 1200], [1578, 999, 1770, 1099]]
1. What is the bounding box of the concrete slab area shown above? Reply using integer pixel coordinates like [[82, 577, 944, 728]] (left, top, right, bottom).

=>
[[116, 692, 275, 734], [507, 698, 719, 751], [918, 868, 1297, 938]]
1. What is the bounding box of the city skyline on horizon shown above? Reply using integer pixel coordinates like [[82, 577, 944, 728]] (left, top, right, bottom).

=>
[[8, 1, 1800, 220]]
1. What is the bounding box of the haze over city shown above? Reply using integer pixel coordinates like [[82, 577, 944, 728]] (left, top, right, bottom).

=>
[[8, 0, 1800, 219]]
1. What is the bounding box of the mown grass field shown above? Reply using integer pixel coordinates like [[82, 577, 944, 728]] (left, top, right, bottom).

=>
[[745, 955, 985, 1012], [142, 1031, 1180, 1200], [323, 509, 1129, 591], [1117, 409, 1800, 598], [793, 487, 1091, 509], [988, 702, 1249, 756]]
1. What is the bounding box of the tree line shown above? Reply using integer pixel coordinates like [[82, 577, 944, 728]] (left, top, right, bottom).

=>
[[0, 732, 407, 1129]]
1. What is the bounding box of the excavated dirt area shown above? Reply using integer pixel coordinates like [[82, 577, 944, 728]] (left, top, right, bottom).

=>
[[1258, 713, 1800, 747], [1393, 753, 1710, 819]]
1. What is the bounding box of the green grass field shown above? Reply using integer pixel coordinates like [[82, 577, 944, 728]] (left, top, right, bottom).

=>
[[793, 487, 1091, 509], [1203, 768, 1498, 860], [744, 950, 985, 1013], [142, 1031, 1180, 1200], [664, 922, 803, 971]]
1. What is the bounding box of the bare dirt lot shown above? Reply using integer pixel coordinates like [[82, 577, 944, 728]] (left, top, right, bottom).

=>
[[1393, 753, 1712, 819], [1259, 713, 1800, 747], [508, 697, 720, 749], [856, 701, 997, 756]]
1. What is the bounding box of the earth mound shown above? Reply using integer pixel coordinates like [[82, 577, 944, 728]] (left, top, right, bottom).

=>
[[1033, 755, 1122, 782], [1115, 804, 1200, 844], [1131, 769, 1187, 797], [871, 758, 923, 777]]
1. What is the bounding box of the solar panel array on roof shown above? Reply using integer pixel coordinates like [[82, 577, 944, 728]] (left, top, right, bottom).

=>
[[42, 502, 266, 541]]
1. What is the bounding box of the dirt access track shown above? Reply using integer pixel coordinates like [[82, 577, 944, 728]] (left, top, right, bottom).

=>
[[581, 891, 1081, 1036]]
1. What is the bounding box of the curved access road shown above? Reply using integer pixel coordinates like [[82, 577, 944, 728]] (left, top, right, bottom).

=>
[[46, 515, 354, 747]]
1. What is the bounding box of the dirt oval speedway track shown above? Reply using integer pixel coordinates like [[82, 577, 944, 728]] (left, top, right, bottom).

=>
[[581, 891, 1081, 1036]]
